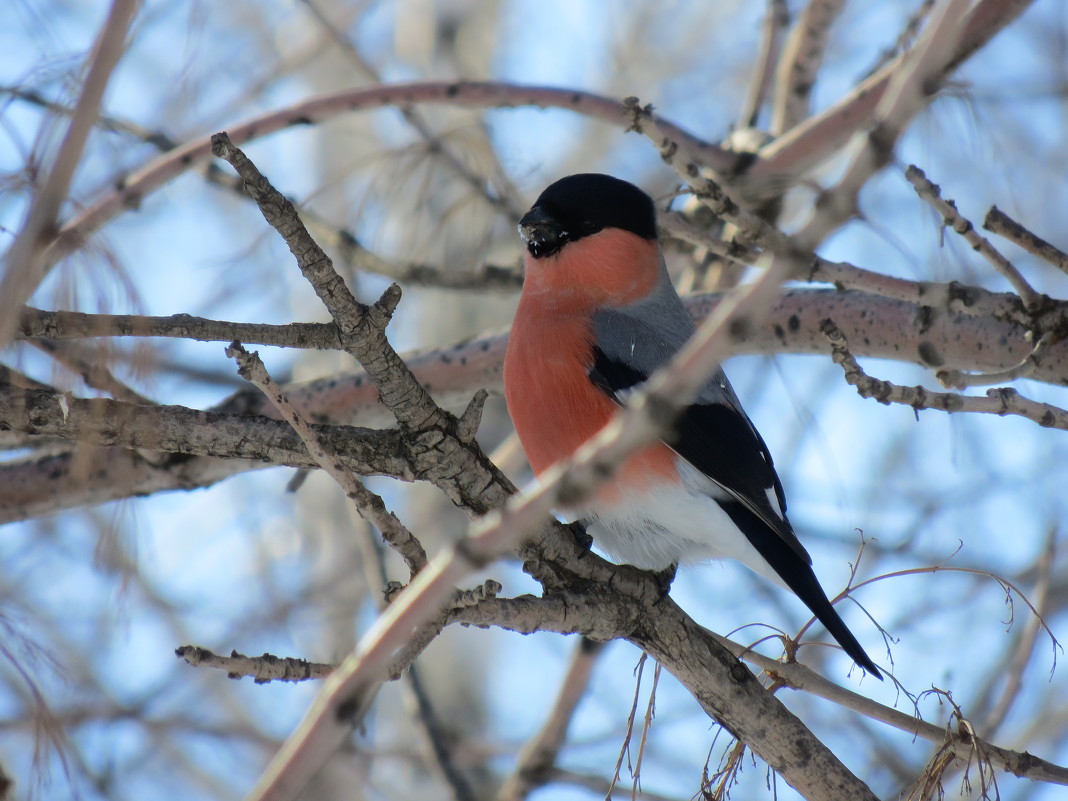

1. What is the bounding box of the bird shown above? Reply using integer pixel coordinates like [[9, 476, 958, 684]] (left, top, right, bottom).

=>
[[503, 173, 882, 678]]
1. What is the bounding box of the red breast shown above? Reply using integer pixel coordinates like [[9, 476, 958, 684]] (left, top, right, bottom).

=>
[[504, 229, 680, 505]]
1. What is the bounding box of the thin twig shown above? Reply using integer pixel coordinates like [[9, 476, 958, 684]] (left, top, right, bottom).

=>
[[977, 527, 1056, 736], [984, 205, 1068, 276], [821, 319, 1068, 430], [936, 332, 1053, 389], [608, 653, 648, 800], [497, 638, 607, 801], [175, 646, 334, 683], [905, 164, 1043, 309], [0, 0, 139, 348], [631, 662, 661, 800], [226, 341, 428, 575], [624, 97, 790, 251]]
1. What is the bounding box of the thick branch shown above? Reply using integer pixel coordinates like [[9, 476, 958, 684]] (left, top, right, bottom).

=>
[[6, 287, 1068, 525], [752, 0, 1035, 182], [0, 386, 410, 476]]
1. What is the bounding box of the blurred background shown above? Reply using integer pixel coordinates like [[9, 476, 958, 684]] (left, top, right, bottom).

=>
[[1, 1, 1067, 799]]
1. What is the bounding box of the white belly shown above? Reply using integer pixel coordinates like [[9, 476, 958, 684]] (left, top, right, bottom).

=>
[[584, 459, 789, 590]]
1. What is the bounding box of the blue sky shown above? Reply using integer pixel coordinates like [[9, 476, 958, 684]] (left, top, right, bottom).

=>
[[2, 2, 1067, 800]]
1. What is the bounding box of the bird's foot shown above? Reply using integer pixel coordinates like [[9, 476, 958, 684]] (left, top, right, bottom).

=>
[[650, 562, 678, 603], [566, 521, 594, 557]]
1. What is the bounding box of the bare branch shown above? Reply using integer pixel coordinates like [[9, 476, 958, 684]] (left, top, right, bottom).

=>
[[753, 0, 1036, 182], [0, 386, 411, 475], [770, 0, 847, 135], [498, 638, 607, 801], [0, 0, 140, 347], [176, 646, 333, 683], [607, 653, 648, 799], [977, 528, 1056, 736], [624, 98, 789, 248], [18, 307, 344, 350], [984, 205, 1068, 276], [739, 0, 789, 128], [44, 82, 731, 273], [821, 319, 1068, 430], [905, 164, 1043, 309], [226, 341, 428, 575], [209, 133, 512, 519]]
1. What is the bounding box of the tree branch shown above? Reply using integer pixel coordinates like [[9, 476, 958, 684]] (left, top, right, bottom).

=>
[[44, 82, 731, 273], [770, 0, 846, 135], [226, 341, 428, 575], [906, 164, 1042, 309], [821, 319, 1068, 430], [752, 0, 1036, 182], [7, 287, 1068, 525], [0, 386, 411, 475], [176, 646, 334, 683], [0, 0, 140, 347], [497, 638, 607, 801], [984, 205, 1068, 276]]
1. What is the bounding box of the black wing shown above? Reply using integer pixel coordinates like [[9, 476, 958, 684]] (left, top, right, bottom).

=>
[[589, 345, 883, 677], [589, 346, 804, 563]]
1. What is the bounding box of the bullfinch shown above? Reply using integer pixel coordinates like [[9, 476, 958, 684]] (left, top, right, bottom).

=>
[[503, 173, 881, 678]]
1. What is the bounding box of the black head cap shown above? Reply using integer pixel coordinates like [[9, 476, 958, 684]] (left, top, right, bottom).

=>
[[519, 173, 658, 258]]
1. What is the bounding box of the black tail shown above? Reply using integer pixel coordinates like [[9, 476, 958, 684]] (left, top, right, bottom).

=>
[[723, 502, 883, 679], [782, 564, 883, 679]]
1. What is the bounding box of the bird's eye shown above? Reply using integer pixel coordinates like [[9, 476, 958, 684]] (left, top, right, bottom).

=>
[[581, 219, 599, 233]]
